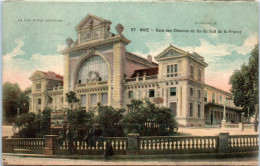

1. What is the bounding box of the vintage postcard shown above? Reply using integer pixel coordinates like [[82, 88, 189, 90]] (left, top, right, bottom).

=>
[[2, 1, 259, 165]]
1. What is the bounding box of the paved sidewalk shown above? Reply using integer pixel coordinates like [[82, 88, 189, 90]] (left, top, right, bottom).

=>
[[2, 154, 259, 165]]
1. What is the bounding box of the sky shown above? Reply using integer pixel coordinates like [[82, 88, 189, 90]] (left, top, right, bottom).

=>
[[2, 1, 259, 92]]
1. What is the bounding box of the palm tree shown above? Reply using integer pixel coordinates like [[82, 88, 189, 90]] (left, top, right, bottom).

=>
[[66, 91, 80, 110]]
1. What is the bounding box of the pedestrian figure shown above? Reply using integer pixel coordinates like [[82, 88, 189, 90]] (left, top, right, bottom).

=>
[[66, 125, 75, 154], [254, 120, 258, 132], [104, 141, 113, 159]]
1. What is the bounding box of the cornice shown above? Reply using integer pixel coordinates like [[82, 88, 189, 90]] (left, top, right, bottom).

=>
[[59, 35, 131, 55]]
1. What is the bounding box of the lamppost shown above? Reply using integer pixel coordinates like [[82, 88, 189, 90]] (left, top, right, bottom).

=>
[[222, 97, 231, 126]]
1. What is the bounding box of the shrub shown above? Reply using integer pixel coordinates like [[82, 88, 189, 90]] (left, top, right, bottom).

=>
[[95, 103, 125, 137], [123, 99, 178, 136]]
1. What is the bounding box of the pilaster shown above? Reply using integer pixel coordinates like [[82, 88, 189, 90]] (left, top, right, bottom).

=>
[[177, 86, 182, 117], [63, 53, 70, 108], [112, 42, 126, 108]]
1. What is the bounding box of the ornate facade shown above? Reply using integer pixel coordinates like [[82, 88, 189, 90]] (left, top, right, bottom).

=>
[[29, 14, 242, 126]]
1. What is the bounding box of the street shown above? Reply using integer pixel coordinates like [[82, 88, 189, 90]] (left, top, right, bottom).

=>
[[2, 154, 259, 166]]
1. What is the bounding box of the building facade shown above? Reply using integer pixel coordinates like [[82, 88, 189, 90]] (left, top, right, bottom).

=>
[[29, 14, 242, 126]]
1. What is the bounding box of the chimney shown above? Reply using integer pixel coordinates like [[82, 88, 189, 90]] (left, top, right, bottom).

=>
[[147, 55, 152, 63]]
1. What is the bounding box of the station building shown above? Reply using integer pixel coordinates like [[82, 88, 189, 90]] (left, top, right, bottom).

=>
[[29, 14, 242, 127]]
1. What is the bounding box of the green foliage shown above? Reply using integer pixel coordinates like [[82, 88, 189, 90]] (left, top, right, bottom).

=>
[[95, 103, 125, 137], [14, 108, 52, 138], [123, 99, 178, 136], [2, 82, 31, 122], [66, 108, 94, 140], [66, 91, 80, 110], [229, 44, 259, 117]]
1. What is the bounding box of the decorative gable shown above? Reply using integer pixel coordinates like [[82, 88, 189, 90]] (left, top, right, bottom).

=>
[[75, 14, 113, 44], [163, 50, 183, 58], [155, 45, 187, 61], [76, 14, 110, 31]]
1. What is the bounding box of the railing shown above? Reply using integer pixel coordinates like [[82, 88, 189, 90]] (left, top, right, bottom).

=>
[[229, 135, 259, 152], [57, 137, 127, 155], [145, 75, 158, 80], [223, 124, 239, 128], [125, 75, 158, 82], [139, 136, 218, 155], [2, 134, 259, 155], [243, 124, 254, 129], [125, 78, 136, 82], [2, 138, 45, 154], [76, 81, 108, 87]]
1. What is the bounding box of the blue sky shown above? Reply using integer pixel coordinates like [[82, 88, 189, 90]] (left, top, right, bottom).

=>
[[2, 1, 259, 91]]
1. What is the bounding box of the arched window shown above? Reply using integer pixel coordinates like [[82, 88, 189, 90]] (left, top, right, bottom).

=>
[[78, 55, 109, 84]]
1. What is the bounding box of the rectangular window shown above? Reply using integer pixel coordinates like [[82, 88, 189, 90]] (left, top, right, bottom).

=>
[[174, 64, 178, 72], [149, 89, 155, 98], [190, 88, 193, 97], [190, 103, 193, 117], [101, 93, 108, 105], [37, 109, 41, 114], [170, 87, 176, 96], [190, 65, 194, 78], [171, 65, 174, 73], [198, 69, 201, 81], [80, 95, 86, 106], [204, 90, 207, 102], [198, 104, 201, 118], [167, 65, 170, 73], [38, 98, 41, 105], [36, 83, 41, 91], [198, 90, 201, 99], [128, 91, 133, 98], [90, 94, 97, 106], [219, 95, 222, 103], [212, 93, 215, 103], [61, 97, 63, 103]]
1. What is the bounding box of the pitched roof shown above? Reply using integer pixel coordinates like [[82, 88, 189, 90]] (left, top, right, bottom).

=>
[[29, 70, 63, 81], [41, 71, 63, 80]]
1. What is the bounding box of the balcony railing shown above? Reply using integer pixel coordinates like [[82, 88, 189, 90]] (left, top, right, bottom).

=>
[[125, 75, 158, 83], [76, 81, 108, 87]]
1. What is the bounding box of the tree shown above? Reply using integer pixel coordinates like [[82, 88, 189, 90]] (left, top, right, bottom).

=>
[[123, 99, 178, 136], [14, 108, 52, 138], [95, 103, 125, 137], [65, 108, 94, 146], [2, 82, 31, 123], [66, 91, 80, 110], [229, 44, 259, 119]]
